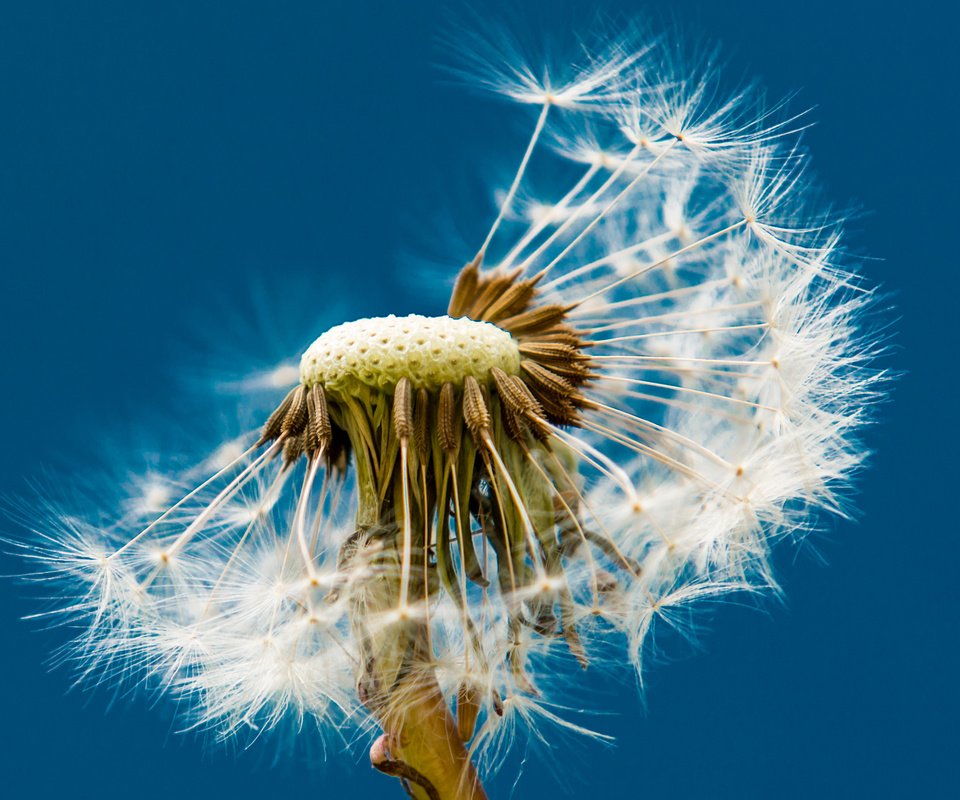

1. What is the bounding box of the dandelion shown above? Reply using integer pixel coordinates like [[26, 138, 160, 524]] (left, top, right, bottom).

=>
[[16, 21, 886, 800]]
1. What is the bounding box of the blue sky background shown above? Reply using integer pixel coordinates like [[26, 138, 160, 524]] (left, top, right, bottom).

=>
[[0, 1, 955, 798]]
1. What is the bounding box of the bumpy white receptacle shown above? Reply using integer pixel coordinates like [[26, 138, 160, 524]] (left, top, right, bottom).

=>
[[300, 314, 521, 394]]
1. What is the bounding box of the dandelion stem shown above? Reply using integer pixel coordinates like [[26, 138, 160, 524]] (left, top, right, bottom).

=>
[[374, 674, 487, 800]]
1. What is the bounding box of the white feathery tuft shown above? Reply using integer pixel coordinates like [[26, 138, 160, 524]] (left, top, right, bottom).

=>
[[15, 18, 889, 783]]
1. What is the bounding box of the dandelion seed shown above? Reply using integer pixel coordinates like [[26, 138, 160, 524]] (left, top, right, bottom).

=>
[[16, 20, 888, 800]]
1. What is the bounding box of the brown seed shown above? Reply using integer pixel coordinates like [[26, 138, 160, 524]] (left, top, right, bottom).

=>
[[280, 385, 309, 438], [447, 254, 482, 317], [467, 269, 522, 320], [521, 361, 581, 424], [519, 342, 591, 383], [437, 382, 462, 455], [258, 385, 299, 445], [480, 276, 537, 322], [521, 360, 575, 400], [283, 431, 306, 464], [462, 375, 490, 438], [498, 304, 571, 335], [518, 341, 577, 360], [498, 398, 525, 442], [509, 376, 552, 440], [527, 330, 591, 349], [491, 690, 504, 717], [393, 377, 414, 441], [490, 367, 534, 415], [490, 367, 545, 442], [306, 383, 332, 455]]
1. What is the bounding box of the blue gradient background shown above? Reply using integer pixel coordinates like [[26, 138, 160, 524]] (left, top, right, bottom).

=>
[[0, 2, 954, 798]]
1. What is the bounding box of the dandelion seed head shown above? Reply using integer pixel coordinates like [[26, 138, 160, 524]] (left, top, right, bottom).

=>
[[14, 16, 891, 798], [300, 313, 522, 394]]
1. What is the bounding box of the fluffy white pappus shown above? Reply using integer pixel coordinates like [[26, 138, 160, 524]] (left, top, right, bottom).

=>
[[441, 14, 654, 110], [16, 453, 364, 744], [459, 22, 886, 690], [14, 19, 889, 786]]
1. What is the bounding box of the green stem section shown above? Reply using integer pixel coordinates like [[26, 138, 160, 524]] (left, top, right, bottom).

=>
[[378, 672, 487, 800], [341, 389, 486, 798]]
